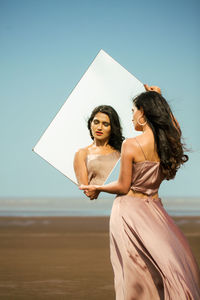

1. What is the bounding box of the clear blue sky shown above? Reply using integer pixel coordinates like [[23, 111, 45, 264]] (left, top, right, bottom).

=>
[[1, 0, 199, 198]]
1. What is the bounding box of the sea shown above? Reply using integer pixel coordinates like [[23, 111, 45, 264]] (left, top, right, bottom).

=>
[[0, 197, 200, 217]]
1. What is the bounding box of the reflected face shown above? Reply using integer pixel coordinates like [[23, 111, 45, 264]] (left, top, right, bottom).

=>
[[91, 112, 111, 141]]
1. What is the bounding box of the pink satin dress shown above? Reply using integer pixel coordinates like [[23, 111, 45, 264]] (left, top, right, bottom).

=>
[[86, 151, 120, 185], [110, 139, 200, 300]]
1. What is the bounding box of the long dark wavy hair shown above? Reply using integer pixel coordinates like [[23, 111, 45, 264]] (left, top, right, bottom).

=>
[[87, 105, 124, 152], [133, 91, 188, 180]]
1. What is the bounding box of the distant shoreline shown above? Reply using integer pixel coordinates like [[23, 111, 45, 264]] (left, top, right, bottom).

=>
[[0, 211, 200, 217], [0, 197, 200, 216]]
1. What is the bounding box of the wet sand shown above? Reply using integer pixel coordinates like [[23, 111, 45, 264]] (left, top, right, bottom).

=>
[[0, 216, 199, 299]]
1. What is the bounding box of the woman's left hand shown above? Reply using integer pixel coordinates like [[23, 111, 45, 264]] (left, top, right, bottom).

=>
[[79, 184, 100, 200], [144, 84, 161, 94]]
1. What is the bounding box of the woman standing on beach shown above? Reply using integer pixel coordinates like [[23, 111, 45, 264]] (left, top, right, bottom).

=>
[[74, 105, 124, 185], [80, 86, 200, 299]]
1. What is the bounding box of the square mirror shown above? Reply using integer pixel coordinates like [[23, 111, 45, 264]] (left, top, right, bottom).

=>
[[33, 50, 145, 185]]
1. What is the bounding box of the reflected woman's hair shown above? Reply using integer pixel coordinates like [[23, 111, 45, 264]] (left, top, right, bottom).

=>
[[87, 105, 125, 151]]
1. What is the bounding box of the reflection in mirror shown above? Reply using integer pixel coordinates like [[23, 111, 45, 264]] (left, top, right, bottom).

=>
[[33, 50, 145, 184], [73, 105, 124, 185]]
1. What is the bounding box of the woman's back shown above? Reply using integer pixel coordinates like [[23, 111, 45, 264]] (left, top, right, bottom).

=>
[[131, 133, 160, 163], [128, 135, 164, 196]]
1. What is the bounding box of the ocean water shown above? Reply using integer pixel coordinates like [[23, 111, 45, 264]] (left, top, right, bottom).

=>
[[0, 197, 200, 217]]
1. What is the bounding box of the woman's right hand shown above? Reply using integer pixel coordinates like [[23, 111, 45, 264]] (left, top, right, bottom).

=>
[[144, 84, 161, 94], [79, 184, 100, 200]]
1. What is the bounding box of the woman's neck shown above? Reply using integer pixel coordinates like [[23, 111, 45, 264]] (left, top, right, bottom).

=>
[[142, 124, 152, 135], [93, 138, 110, 148]]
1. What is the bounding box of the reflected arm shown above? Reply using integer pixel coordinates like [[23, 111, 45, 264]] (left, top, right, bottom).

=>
[[73, 149, 88, 185]]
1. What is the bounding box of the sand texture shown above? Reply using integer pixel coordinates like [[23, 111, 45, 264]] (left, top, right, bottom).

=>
[[0, 216, 199, 299]]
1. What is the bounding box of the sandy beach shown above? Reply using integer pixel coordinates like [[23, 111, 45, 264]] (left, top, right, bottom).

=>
[[0, 216, 199, 299]]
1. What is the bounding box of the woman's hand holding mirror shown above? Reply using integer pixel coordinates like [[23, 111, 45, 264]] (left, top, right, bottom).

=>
[[79, 185, 100, 200], [144, 84, 161, 94]]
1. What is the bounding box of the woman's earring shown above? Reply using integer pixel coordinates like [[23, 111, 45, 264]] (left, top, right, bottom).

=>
[[137, 116, 147, 126]]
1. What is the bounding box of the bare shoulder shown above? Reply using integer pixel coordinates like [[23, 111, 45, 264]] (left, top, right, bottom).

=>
[[122, 137, 138, 148], [74, 146, 89, 160], [121, 138, 138, 156]]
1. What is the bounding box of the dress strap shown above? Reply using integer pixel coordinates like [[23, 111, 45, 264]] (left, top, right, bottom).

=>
[[135, 137, 147, 160]]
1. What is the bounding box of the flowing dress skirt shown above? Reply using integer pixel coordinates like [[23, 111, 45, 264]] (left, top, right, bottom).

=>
[[110, 195, 200, 300]]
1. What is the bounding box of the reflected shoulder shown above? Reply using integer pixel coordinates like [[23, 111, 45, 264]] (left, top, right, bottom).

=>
[[74, 147, 88, 159]]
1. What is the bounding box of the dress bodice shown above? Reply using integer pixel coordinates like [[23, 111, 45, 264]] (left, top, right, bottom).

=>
[[86, 151, 120, 185], [130, 137, 164, 196], [131, 161, 164, 196]]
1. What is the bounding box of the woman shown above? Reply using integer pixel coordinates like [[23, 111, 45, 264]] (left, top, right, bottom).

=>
[[73, 105, 124, 185], [80, 87, 200, 299]]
